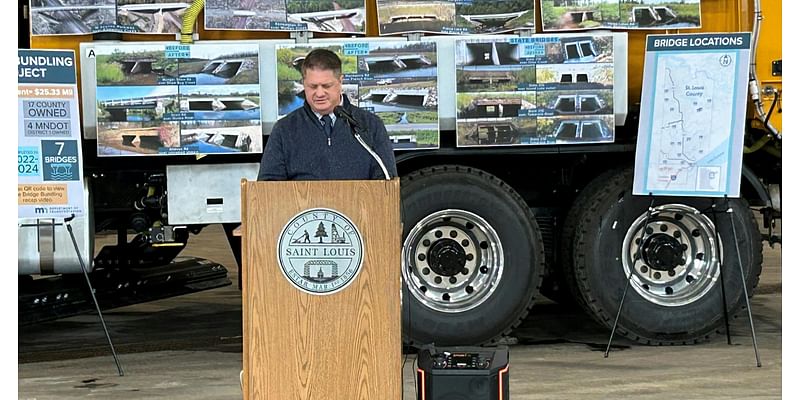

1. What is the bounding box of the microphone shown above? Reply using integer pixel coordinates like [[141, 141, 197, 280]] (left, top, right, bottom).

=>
[[334, 106, 363, 132], [333, 105, 391, 180]]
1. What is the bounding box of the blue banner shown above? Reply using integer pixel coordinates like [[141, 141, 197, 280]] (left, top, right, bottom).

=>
[[18, 50, 77, 84], [646, 33, 751, 52]]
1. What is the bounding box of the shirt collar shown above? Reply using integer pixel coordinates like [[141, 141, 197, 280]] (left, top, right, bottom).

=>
[[311, 94, 344, 125]]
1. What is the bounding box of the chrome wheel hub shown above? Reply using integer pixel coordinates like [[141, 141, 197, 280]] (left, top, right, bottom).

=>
[[621, 204, 720, 307], [402, 209, 503, 313]]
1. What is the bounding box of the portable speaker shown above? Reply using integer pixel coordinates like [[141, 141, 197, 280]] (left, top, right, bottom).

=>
[[416, 346, 509, 400]]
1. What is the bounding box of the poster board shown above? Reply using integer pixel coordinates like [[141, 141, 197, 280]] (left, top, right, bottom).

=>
[[18, 49, 86, 219], [633, 33, 751, 197], [30, 1, 191, 36], [205, 0, 367, 34], [540, 0, 701, 31], [456, 33, 615, 147], [377, 0, 535, 35], [276, 41, 440, 149], [93, 42, 264, 156]]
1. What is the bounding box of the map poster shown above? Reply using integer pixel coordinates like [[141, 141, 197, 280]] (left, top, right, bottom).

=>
[[18, 49, 85, 219], [30, 1, 191, 36], [455, 34, 615, 147], [633, 33, 751, 197], [540, 0, 701, 32], [94, 42, 263, 157], [276, 41, 440, 150], [205, 0, 367, 34]]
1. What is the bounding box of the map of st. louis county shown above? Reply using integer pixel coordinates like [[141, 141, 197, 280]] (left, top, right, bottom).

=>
[[644, 51, 737, 193]]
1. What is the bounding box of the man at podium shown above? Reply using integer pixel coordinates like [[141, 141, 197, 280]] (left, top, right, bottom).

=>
[[258, 48, 397, 181]]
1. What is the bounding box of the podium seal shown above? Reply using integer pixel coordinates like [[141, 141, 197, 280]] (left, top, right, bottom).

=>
[[277, 208, 364, 295]]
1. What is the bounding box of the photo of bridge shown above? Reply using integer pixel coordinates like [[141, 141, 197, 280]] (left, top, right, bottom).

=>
[[30, 0, 116, 35], [180, 120, 262, 153], [535, 89, 613, 116], [534, 63, 614, 90], [116, 1, 190, 33], [377, 0, 535, 34], [620, 1, 700, 29], [457, 92, 536, 119], [356, 42, 437, 79], [358, 79, 437, 113], [205, 0, 287, 30], [30, 0, 192, 35], [457, 41, 521, 67], [455, 0, 535, 34], [532, 36, 613, 64], [97, 121, 181, 155], [178, 84, 262, 120], [456, 65, 536, 92], [94, 43, 259, 86], [97, 86, 178, 122], [205, 0, 366, 33], [541, 0, 701, 31], [378, 0, 455, 35], [537, 115, 614, 143], [287, 8, 365, 33], [457, 117, 538, 147]]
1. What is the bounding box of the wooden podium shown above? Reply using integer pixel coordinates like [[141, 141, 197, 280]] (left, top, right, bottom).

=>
[[240, 179, 401, 400]]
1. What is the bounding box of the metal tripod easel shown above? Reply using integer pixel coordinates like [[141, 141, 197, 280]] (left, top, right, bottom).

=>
[[604, 195, 761, 368], [20, 215, 124, 376]]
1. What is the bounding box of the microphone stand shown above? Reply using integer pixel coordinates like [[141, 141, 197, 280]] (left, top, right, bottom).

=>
[[336, 107, 392, 181]]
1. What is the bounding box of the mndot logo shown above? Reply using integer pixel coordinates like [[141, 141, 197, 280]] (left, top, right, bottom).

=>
[[277, 208, 364, 295]]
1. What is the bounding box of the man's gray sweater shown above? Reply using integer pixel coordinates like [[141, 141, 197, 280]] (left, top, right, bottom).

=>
[[258, 99, 397, 181]]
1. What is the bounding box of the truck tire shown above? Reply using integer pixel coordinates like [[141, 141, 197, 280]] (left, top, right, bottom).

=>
[[551, 168, 625, 308], [572, 168, 763, 344], [401, 165, 545, 345]]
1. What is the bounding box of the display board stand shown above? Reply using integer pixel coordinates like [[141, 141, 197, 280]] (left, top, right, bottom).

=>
[[604, 194, 761, 367], [19, 215, 124, 376], [712, 196, 762, 367], [291, 30, 312, 43], [514, 28, 535, 37], [404, 32, 422, 42], [603, 194, 655, 358]]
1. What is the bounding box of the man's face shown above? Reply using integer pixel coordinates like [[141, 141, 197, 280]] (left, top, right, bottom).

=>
[[303, 67, 343, 116]]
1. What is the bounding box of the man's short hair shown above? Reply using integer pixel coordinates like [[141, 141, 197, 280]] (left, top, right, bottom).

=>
[[301, 49, 342, 77]]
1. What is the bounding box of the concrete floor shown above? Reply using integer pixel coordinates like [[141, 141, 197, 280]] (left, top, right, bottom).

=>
[[19, 225, 782, 399]]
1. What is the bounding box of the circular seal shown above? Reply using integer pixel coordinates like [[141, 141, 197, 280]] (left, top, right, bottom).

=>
[[277, 208, 364, 295]]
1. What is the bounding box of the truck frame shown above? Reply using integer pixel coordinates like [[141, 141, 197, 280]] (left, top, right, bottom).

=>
[[20, 0, 782, 347]]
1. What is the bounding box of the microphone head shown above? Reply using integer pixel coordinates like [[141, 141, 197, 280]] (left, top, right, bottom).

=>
[[333, 105, 346, 118]]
